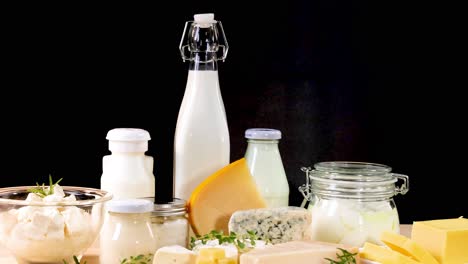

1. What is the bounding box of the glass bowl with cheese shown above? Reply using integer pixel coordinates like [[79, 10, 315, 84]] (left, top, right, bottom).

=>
[[0, 184, 112, 264]]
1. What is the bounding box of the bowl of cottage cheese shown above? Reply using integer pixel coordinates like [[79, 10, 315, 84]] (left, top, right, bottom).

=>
[[0, 182, 112, 264]]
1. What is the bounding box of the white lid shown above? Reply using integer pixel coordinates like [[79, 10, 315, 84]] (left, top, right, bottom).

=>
[[107, 198, 154, 213], [245, 128, 282, 140], [194, 13, 216, 24], [106, 128, 150, 152]]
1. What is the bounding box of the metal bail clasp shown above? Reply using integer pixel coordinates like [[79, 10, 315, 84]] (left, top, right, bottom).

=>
[[298, 166, 313, 208], [179, 19, 229, 62], [393, 173, 409, 195]]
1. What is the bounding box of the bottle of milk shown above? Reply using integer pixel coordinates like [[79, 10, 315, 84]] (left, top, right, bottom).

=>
[[100, 128, 155, 200], [174, 13, 230, 200], [244, 128, 290, 207]]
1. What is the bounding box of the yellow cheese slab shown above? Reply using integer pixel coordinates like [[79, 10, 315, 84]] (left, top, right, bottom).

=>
[[187, 158, 267, 235], [380, 230, 439, 264], [360, 242, 422, 264], [411, 217, 468, 264]]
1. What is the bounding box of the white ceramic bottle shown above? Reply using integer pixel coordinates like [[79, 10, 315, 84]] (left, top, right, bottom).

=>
[[244, 128, 290, 207], [174, 13, 230, 200], [100, 128, 155, 200]]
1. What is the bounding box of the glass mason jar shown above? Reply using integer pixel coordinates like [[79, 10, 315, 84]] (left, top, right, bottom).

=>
[[149, 198, 189, 251], [299, 161, 409, 247], [100, 199, 156, 264]]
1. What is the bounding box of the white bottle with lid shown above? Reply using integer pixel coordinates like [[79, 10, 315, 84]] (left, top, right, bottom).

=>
[[174, 13, 230, 200], [100, 128, 155, 200], [100, 199, 156, 264], [244, 128, 290, 207]]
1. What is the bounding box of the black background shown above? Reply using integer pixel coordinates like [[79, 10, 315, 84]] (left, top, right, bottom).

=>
[[1, 1, 465, 224]]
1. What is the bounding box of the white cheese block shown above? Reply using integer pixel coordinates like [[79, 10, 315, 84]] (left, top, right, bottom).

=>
[[228, 206, 311, 244], [153, 245, 197, 264], [240, 240, 360, 264]]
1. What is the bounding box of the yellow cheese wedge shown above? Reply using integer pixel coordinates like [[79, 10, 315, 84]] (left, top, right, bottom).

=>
[[360, 242, 422, 264], [187, 158, 267, 235], [380, 230, 439, 264], [411, 217, 468, 264]]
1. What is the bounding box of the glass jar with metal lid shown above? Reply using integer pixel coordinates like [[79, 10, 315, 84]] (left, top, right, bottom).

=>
[[148, 198, 189, 250], [100, 199, 156, 264], [299, 161, 409, 247]]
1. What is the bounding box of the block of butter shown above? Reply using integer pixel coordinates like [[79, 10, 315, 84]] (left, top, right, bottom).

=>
[[228, 206, 311, 244], [411, 217, 468, 264], [240, 240, 359, 263]]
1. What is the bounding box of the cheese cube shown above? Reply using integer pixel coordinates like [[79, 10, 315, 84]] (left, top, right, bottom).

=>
[[411, 217, 468, 264], [218, 259, 236, 264], [196, 248, 237, 264], [153, 245, 197, 264], [198, 248, 225, 261]]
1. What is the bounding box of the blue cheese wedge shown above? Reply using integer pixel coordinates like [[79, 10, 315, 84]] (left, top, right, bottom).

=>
[[228, 206, 312, 244]]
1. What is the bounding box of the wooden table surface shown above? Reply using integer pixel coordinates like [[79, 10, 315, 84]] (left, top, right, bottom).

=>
[[0, 225, 412, 264]]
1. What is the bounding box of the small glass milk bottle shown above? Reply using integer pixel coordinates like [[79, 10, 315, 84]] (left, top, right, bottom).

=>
[[299, 161, 409, 247], [100, 199, 157, 264], [244, 128, 290, 207]]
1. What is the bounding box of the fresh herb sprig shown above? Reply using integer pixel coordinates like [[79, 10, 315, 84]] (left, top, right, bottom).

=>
[[325, 248, 357, 264], [190, 230, 260, 252], [120, 253, 153, 264], [63, 256, 86, 264], [27, 175, 63, 198]]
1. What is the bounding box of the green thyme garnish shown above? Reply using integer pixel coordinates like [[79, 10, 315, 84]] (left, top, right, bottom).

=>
[[27, 175, 63, 198], [325, 248, 357, 264], [120, 253, 153, 264], [190, 230, 261, 253], [63, 256, 86, 264]]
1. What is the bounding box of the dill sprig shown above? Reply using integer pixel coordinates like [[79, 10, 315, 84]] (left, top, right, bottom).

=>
[[189, 230, 260, 253], [27, 175, 63, 198], [120, 253, 153, 264], [325, 248, 357, 264]]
